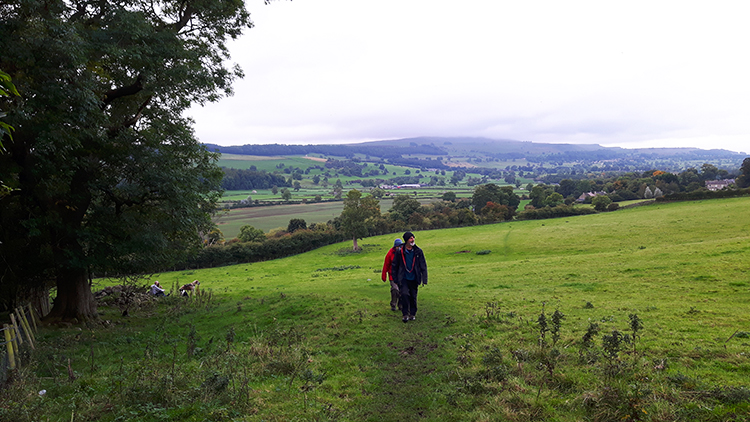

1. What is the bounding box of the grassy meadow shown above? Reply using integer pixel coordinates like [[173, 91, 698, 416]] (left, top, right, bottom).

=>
[[215, 197, 457, 238], [5, 197, 750, 421]]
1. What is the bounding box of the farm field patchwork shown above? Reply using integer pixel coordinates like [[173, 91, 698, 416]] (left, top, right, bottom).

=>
[[6, 197, 750, 421]]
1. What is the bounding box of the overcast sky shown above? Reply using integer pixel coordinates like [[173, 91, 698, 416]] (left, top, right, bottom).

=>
[[187, 0, 749, 154]]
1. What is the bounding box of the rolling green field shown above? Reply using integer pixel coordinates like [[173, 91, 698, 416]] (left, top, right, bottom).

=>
[[215, 197, 459, 238], [215, 201, 349, 236], [6, 197, 750, 421]]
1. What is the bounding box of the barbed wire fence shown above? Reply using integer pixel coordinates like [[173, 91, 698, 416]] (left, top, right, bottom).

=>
[[1, 304, 40, 385]]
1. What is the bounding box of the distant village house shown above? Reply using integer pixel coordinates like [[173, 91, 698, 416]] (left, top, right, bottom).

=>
[[380, 184, 423, 189], [576, 191, 607, 202], [705, 179, 734, 191]]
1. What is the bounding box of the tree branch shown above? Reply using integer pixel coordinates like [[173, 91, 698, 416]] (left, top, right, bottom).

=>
[[122, 95, 152, 128], [101, 74, 144, 107], [173, 2, 195, 31]]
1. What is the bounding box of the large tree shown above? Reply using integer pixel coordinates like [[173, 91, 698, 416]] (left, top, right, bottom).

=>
[[472, 183, 520, 214], [0, 0, 252, 319], [340, 189, 380, 251], [736, 157, 750, 189]]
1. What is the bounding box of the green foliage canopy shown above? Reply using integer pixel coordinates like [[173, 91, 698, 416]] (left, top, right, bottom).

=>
[[389, 194, 421, 222], [0, 0, 250, 318], [471, 183, 520, 214], [237, 225, 267, 243]]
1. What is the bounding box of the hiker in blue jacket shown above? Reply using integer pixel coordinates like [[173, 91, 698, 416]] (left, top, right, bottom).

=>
[[391, 231, 428, 323]]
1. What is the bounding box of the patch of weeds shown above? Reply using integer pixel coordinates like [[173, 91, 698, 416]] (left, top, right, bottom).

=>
[[510, 348, 531, 371], [628, 313, 643, 360], [667, 372, 701, 390], [483, 301, 501, 321], [550, 309, 565, 347], [734, 331, 750, 339], [582, 382, 651, 422], [583, 301, 594, 309], [482, 347, 504, 366], [315, 265, 361, 272], [334, 244, 377, 255], [201, 372, 230, 393], [186, 324, 199, 358], [457, 342, 473, 366], [651, 357, 668, 371], [707, 386, 750, 404], [601, 330, 628, 377], [476, 250, 491, 255], [536, 303, 549, 347], [686, 306, 701, 315], [579, 321, 599, 363]]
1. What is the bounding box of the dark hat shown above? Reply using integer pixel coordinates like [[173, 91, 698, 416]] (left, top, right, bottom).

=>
[[403, 231, 415, 242], [393, 238, 403, 247]]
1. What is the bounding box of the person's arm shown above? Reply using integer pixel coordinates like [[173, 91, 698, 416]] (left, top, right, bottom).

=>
[[418, 250, 428, 285], [381, 251, 392, 282], [391, 247, 400, 282]]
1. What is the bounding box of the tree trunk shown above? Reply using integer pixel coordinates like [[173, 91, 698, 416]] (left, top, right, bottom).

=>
[[45, 267, 97, 322], [352, 236, 359, 251]]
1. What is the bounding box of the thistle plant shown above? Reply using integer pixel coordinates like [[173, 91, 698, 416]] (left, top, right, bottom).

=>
[[537, 303, 549, 347], [551, 309, 565, 347], [629, 313, 643, 362]]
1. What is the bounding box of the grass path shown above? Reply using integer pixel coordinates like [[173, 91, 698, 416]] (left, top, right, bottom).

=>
[[347, 299, 460, 421]]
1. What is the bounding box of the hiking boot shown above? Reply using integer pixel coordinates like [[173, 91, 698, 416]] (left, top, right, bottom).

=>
[[409, 315, 416, 321], [402, 315, 409, 323]]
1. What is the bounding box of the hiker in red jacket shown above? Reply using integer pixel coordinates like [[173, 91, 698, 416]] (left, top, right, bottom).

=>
[[381, 238, 403, 311]]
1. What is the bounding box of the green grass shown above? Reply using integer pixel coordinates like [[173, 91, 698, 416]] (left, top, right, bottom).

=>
[[5, 197, 750, 421]]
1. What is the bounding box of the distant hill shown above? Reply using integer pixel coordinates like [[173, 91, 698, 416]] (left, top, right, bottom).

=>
[[205, 136, 744, 163]]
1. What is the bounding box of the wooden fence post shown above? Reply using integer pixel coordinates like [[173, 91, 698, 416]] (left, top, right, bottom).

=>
[[27, 303, 38, 332], [16, 307, 35, 349], [9, 313, 22, 346], [3, 324, 16, 370]]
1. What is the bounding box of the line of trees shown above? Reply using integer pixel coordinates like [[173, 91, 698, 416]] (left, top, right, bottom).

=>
[[221, 168, 291, 190]]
